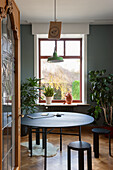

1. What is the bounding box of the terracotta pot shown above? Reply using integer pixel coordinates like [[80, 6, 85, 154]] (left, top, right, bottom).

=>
[[65, 93, 72, 104]]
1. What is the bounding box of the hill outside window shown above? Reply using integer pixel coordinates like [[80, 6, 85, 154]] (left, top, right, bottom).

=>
[[39, 38, 82, 103]]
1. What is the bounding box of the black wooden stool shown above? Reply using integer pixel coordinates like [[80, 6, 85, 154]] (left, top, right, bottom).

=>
[[67, 141, 92, 170], [92, 128, 111, 158]]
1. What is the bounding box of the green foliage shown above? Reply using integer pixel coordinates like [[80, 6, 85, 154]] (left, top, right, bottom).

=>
[[88, 105, 102, 120], [21, 77, 42, 114], [88, 69, 113, 124], [72, 80, 80, 100], [43, 86, 54, 97]]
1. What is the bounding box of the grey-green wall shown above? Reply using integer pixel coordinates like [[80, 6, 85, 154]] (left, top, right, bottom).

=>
[[20, 24, 113, 103], [21, 25, 34, 82], [87, 25, 113, 103]]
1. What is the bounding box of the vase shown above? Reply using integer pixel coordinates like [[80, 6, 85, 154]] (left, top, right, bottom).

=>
[[65, 93, 73, 104], [46, 97, 52, 104]]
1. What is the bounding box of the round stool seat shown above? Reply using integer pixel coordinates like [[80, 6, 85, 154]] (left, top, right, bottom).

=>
[[92, 128, 111, 158], [68, 141, 92, 170], [68, 141, 91, 150], [92, 128, 110, 134]]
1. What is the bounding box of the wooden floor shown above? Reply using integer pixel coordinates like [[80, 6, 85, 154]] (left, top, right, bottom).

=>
[[21, 127, 113, 170]]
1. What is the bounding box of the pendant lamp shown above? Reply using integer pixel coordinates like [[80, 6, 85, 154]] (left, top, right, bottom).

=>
[[47, 44, 64, 63], [47, 0, 63, 63]]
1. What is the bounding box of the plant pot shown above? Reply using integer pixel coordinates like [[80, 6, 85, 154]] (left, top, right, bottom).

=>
[[46, 97, 52, 104]]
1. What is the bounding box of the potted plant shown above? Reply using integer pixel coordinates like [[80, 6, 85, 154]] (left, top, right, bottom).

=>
[[43, 86, 54, 104], [21, 77, 42, 135], [88, 69, 113, 133]]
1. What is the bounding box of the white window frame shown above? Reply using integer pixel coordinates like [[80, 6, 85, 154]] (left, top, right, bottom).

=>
[[34, 34, 87, 104]]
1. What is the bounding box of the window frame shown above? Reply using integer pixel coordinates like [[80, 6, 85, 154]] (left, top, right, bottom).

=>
[[39, 38, 82, 103]]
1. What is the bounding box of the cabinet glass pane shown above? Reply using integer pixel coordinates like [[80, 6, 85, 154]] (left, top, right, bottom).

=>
[[3, 157, 7, 170], [3, 127, 7, 158], [7, 123, 12, 152], [2, 14, 15, 169], [8, 150, 12, 170]]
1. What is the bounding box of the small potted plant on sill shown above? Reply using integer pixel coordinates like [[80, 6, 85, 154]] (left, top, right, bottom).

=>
[[43, 86, 54, 104], [88, 69, 113, 136]]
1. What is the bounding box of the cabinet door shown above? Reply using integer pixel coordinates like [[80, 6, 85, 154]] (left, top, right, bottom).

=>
[[0, 1, 20, 170], [2, 14, 16, 170]]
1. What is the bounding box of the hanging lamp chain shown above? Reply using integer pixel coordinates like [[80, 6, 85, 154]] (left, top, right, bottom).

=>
[[54, 0, 56, 22]]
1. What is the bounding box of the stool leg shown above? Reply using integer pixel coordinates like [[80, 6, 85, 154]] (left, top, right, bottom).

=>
[[87, 147, 92, 170], [78, 150, 84, 170], [67, 146, 71, 170], [109, 133, 111, 156], [93, 133, 99, 158]]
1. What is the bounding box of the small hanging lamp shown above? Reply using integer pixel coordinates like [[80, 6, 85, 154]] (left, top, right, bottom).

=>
[[47, 45, 64, 63], [47, 0, 63, 63]]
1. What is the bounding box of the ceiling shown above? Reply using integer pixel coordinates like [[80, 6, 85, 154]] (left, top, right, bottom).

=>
[[15, 0, 113, 24]]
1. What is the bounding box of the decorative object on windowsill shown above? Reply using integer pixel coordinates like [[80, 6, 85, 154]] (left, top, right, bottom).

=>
[[65, 93, 73, 104], [48, 0, 63, 63], [44, 86, 54, 104], [88, 69, 113, 127], [48, 0, 62, 39]]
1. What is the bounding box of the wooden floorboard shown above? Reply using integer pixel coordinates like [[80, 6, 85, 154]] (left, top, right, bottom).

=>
[[21, 127, 113, 170]]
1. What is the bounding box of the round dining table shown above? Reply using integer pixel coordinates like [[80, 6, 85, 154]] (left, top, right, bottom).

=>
[[21, 112, 94, 170]]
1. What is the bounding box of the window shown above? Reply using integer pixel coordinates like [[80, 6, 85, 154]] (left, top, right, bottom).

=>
[[39, 38, 82, 103]]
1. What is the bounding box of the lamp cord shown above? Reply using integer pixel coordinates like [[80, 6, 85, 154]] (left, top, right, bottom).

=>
[[54, 0, 56, 21]]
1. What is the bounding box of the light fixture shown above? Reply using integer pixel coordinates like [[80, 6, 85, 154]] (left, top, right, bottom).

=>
[[47, 43, 64, 63], [48, 0, 63, 63]]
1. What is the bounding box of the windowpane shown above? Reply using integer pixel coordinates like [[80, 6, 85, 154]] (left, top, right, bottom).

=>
[[41, 59, 80, 100], [65, 41, 80, 56], [57, 41, 64, 56], [41, 41, 55, 56]]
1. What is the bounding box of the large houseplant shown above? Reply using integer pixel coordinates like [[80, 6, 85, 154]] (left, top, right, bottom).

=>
[[21, 77, 42, 114], [43, 86, 54, 104], [89, 69, 113, 127], [21, 77, 42, 136]]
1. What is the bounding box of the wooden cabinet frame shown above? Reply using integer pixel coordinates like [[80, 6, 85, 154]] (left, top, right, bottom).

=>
[[0, 0, 20, 169]]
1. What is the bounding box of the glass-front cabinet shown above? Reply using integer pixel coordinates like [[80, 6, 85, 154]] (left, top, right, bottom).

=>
[[0, 1, 20, 170], [2, 14, 15, 170]]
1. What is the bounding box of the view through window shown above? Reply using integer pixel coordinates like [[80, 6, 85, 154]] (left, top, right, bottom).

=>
[[39, 38, 82, 102]]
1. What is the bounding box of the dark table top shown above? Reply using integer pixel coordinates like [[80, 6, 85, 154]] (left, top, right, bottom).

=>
[[21, 112, 94, 128]]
